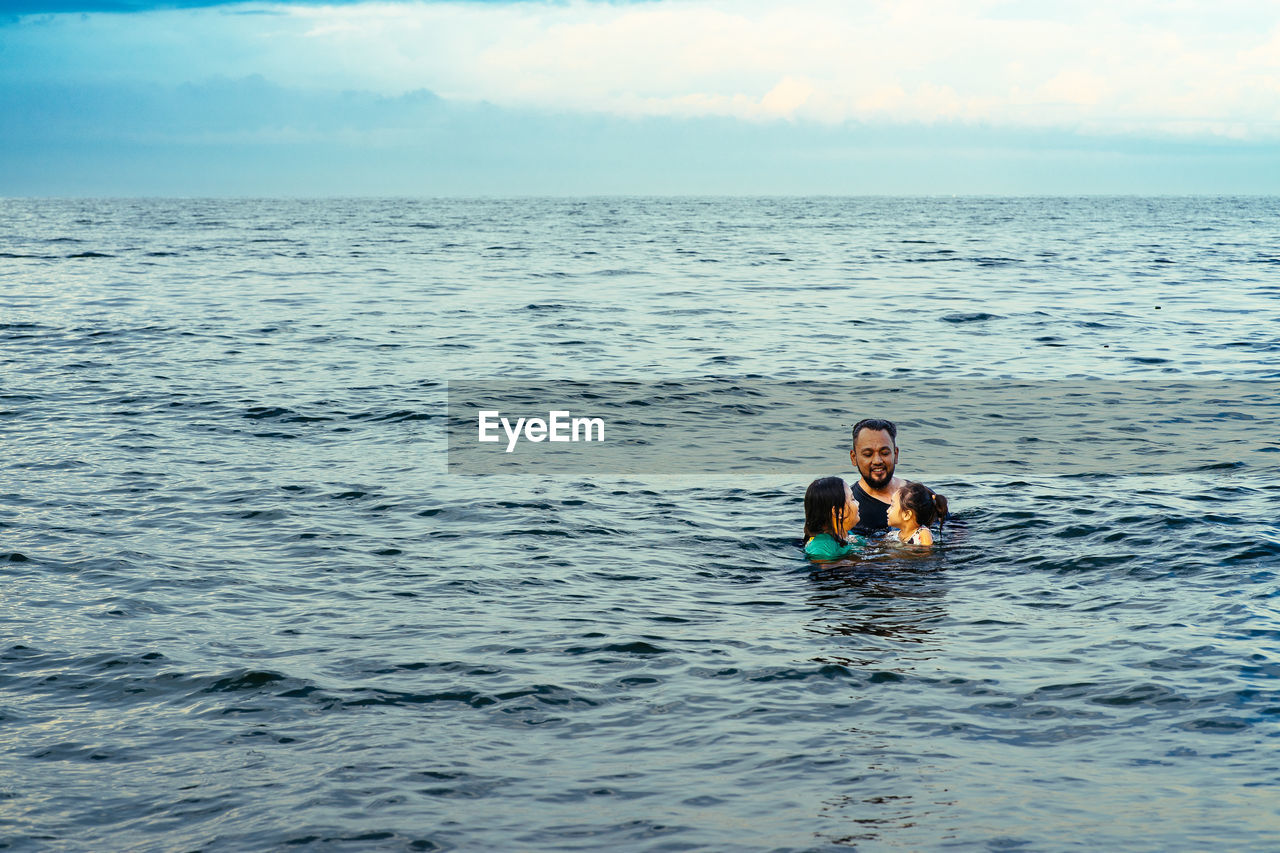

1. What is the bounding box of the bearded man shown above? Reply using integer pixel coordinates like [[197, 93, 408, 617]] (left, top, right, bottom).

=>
[[849, 418, 906, 534]]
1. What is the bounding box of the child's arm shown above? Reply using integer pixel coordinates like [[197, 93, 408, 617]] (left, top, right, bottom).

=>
[[916, 527, 933, 546]]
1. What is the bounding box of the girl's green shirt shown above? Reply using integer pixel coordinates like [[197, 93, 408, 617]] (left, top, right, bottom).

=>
[[804, 532, 865, 561]]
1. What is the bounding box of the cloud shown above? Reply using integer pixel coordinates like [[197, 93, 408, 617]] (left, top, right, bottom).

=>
[[0, 75, 447, 144], [6, 73, 1280, 196], [5, 0, 1280, 138]]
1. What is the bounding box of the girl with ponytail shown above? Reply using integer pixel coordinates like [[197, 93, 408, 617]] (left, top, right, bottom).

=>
[[887, 482, 948, 547]]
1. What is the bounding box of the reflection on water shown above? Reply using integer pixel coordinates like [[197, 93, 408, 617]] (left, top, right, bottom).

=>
[[819, 761, 959, 849], [806, 538, 950, 648], [804, 545, 954, 846]]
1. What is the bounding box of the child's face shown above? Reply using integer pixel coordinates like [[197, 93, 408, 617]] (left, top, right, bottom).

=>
[[832, 481, 859, 534], [887, 489, 910, 529]]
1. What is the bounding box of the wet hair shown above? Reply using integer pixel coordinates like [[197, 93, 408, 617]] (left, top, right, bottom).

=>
[[851, 418, 897, 446], [803, 476, 851, 546], [896, 481, 949, 529]]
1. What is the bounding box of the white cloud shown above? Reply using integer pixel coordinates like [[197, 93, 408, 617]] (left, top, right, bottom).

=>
[[1039, 70, 1111, 107], [10, 0, 1280, 138]]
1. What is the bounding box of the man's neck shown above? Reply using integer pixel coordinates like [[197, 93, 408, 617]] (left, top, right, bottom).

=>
[[859, 476, 902, 503]]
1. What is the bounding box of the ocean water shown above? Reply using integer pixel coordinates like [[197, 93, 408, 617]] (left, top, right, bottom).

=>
[[1, 197, 1279, 851]]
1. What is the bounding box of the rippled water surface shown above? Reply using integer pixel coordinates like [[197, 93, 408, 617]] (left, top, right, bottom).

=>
[[2, 198, 1279, 851]]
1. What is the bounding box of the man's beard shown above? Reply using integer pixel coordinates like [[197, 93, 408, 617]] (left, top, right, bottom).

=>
[[863, 465, 894, 489]]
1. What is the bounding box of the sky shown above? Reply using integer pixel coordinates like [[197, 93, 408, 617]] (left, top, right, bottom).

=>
[[2, 0, 1279, 195]]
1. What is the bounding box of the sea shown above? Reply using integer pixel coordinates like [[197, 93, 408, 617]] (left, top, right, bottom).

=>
[[1, 197, 1278, 851]]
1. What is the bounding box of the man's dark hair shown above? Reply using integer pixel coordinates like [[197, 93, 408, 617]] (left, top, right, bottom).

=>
[[851, 418, 897, 445]]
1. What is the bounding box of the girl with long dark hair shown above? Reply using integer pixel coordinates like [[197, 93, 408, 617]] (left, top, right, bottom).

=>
[[802, 476, 864, 561]]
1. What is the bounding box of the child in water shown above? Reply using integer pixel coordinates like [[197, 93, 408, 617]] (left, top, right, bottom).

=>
[[803, 476, 864, 561], [887, 481, 949, 547]]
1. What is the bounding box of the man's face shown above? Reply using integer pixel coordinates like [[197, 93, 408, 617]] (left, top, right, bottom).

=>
[[851, 428, 898, 489]]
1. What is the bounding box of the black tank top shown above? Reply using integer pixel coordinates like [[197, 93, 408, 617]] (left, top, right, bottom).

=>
[[852, 480, 890, 533]]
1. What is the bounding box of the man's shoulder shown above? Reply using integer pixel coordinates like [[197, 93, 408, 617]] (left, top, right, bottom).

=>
[[852, 479, 891, 505]]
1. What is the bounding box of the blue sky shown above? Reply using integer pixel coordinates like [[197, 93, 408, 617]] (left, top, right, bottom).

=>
[[3, 0, 1279, 195]]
